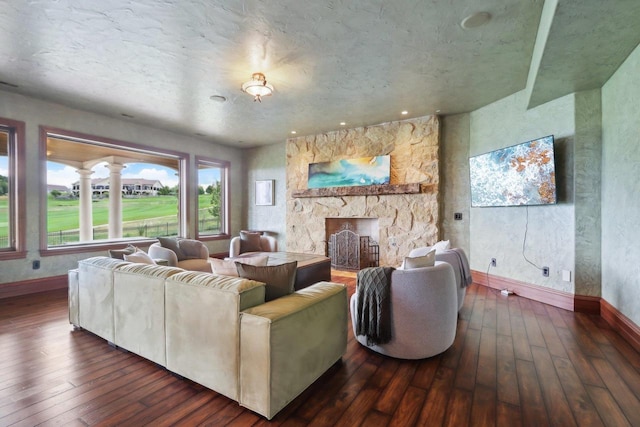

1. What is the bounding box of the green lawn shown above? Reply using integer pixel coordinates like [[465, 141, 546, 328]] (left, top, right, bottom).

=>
[[1, 195, 218, 243], [0, 196, 7, 234], [46, 195, 181, 231]]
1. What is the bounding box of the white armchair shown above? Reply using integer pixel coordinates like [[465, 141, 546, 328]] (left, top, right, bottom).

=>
[[350, 261, 458, 359], [148, 238, 211, 272], [408, 246, 471, 312], [229, 232, 277, 258]]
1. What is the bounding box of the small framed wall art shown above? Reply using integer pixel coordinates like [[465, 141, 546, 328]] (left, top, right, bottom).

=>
[[255, 179, 275, 206]]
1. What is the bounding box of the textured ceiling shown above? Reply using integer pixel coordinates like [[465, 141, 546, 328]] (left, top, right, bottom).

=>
[[0, 0, 639, 147]]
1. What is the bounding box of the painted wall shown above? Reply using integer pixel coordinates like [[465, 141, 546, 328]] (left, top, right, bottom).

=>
[[245, 142, 287, 251], [601, 43, 640, 326], [441, 113, 471, 256], [468, 90, 576, 293], [0, 90, 243, 285]]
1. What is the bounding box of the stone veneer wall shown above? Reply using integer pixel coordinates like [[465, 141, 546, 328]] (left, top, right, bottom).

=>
[[286, 115, 440, 267]]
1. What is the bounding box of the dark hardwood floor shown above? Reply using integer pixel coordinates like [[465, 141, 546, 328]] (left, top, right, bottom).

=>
[[1, 274, 639, 426]]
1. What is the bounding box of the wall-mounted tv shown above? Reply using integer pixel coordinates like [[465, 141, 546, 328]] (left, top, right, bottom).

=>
[[469, 135, 557, 207]]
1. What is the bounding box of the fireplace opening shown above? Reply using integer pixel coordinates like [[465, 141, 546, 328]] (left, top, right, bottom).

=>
[[325, 218, 379, 271]]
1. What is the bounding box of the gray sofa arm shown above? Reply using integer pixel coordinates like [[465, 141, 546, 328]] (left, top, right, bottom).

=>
[[239, 282, 347, 419]]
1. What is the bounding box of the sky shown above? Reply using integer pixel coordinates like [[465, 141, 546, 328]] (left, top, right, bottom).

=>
[[46, 161, 181, 188], [1, 157, 220, 189]]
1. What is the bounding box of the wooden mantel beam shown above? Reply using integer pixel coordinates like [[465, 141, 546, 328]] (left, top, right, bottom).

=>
[[292, 183, 429, 198]]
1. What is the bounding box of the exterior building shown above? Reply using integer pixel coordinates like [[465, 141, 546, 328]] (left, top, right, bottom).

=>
[[71, 178, 163, 196], [46, 184, 70, 194]]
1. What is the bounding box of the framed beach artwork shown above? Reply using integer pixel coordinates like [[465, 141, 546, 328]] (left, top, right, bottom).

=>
[[308, 155, 391, 189], [255, 180, 274, 205]]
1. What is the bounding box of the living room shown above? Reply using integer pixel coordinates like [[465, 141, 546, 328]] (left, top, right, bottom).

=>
[[1, 1, 640, 425]]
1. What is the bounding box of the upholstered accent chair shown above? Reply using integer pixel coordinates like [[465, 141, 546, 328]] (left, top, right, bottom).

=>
[[350, 261, 458, 359], [148, 238, 211, 272], [229, 231, 277, 258], [408, 247, 470, 312]]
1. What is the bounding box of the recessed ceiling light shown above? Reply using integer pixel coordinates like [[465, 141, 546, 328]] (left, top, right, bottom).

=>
[[209, 95, 227, 103], [461, 12, 491, 29], [195, 132, 206, 137], [401, 111, 408, 115], [121, 113, 135, 119], [291, 131, 297, 134], [340, 122, 346, 126], [436, 109, 441, 113]]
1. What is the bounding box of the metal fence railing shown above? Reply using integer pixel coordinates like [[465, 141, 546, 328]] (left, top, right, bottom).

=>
[[41, 217, 221, 246]]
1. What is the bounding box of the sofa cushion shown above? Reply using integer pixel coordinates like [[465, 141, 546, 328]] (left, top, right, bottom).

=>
[[108, 244, 137, 260], [124, 249, 156, 265], [211, 255, 269, 276], [240, 231, 262, 253], [157, 237, 187, 261], [236, 261, 297, 301]]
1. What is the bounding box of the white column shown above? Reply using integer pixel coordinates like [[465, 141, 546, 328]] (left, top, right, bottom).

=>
[[107, 163, 125, 239], [77, 168, 94, 242]]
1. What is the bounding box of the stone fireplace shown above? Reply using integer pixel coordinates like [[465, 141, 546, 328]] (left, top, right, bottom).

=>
[[325, 217, 379, 244], [285, 115, 440, 266]]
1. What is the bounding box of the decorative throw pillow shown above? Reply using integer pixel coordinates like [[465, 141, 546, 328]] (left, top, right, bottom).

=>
[[177, 239, 204, 259], [239, 231, 262, 254], [432, 240, 451, 253], [124, 249, 156, 265], [211, 255, 269, 277], [158, 237, 187, 261], [108, 244, 137, 260], [403, 249, 436, 270], [235, 261, 297, 301], [210, 258, 238, 276], [407, 246, 433, 258]]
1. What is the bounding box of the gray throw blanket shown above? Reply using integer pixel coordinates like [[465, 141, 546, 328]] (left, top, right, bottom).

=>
[[438, 248, 473, 288], [355, 267, 395, 346]]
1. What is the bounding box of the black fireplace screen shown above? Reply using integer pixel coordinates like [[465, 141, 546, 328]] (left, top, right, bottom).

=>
[[328, 228, 379, 271]]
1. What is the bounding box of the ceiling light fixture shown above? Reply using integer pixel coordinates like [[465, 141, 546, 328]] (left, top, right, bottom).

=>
[[241, 72, 274, 102], [401, 111, 408, 115], [340, 122, 346, 126], [290, 131, 297, 134]]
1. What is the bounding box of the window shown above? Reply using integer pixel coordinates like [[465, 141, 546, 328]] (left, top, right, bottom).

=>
[[40, 127, 187, 253], [196, 156, 229, 240], [0, 118, 26, 260]]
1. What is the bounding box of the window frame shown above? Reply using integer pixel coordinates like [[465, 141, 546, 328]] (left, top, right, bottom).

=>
[[195, 155, 230, 241], [39, 126, 189, 256], [0, 117, 26, 260]]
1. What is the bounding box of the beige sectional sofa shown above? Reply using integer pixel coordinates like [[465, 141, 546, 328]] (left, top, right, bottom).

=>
[[68, 256, 348, 420]]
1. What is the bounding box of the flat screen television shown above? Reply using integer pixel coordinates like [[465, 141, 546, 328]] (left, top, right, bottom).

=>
[[469, 135, 557, 207]]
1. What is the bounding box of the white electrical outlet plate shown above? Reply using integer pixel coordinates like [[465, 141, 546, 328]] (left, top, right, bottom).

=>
[[562, 270, 571, 282]]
